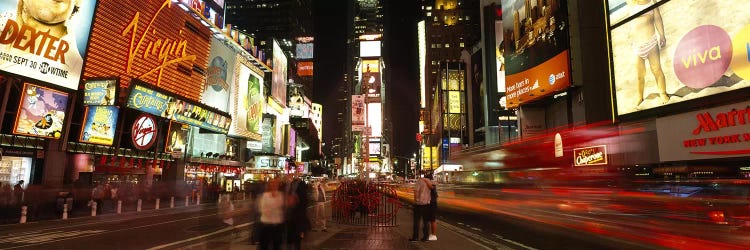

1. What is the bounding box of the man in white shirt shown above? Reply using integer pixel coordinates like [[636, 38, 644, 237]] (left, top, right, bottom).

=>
[[410, 172, 432, 242], [313, 179, 328, 232]]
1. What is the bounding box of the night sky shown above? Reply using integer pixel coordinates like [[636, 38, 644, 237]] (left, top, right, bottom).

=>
[[313, 1, 420, 160]]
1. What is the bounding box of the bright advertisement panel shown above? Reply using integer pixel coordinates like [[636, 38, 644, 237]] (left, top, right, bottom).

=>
[[361, 60, 380, 95], [177, 0, 224, 28], [352, 95, 365, 131], [83, 79, 117, 106], [232, 59, 263, 140], [165, 122, 188, 153], [203, 37, 235, 113], [495, 17, 505, 93], [80, 106, 119, 145], [448, 91, 461, 113], [418, 20, 426, 108], [272, 40, 288, 106], [610, 0, 750, 115], [287, 126, 296, 157], [369, 140, 380, 155], [502, 0, 570, 108], [0, 0, 97, 90], [83, 0, 211, 102], [14, 83, 68, 139], [261, 114, 276, 154], [359, 41, 381, 57], [126, 83, 231, 134], [367, 102, 382, 137], [297, 61, 313, 76], [296, 43, 314, 60]]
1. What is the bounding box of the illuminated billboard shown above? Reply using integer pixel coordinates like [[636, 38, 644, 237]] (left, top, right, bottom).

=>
[[80, 106, 120, 146], [296, 43, 314, 60], [359, 41, 381, 58], [297, 62, 313, 76], [14, 83, 68, 139], [261, 114, 276, 154], [361, 60, 380, 95], [418, 20, 426, 108], [0, 0, 97, 90], [502, 0, 570, 108], [369, 139, 381, 155], [609, 0, 750, 116], [203, 37, 235, 112], [272, 40, 288, 106], [165, 122, 189, 153], [367, 102, 382, 137], [83, 79, 118, 106], [231, 58, 264, 140], [83, 0, 211, 102], [352, 95, 365, 131], [176, 0, 225, 28]]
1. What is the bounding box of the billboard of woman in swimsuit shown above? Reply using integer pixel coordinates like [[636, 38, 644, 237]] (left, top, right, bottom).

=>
[[610, 0, 750, 115]]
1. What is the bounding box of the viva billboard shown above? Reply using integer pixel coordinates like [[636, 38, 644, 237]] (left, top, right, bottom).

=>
[[501, 0, 571, 108], [0, 0, 97, 90], [609, 0, 750, 115]]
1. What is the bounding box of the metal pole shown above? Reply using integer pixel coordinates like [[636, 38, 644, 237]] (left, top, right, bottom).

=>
[[62, 204, 68, 220], [91, 202, 97, 216], [155, 198, 160, 210], [117, 200, 122, 214], [137, 199, 142, 212], [170, 196, 175, 208]]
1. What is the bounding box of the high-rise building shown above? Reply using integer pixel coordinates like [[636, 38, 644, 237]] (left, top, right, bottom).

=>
[[418, 0, 481, 166], [225, 0, 313, 42]]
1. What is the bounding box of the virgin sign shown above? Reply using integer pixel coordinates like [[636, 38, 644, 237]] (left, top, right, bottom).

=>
[[132, 114, 157, 150]]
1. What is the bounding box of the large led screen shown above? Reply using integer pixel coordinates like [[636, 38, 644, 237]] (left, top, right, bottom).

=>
[[361, 60, 380, 95], [296, 43, 314, 60], [14, 83, 68, 139], [232, 60, 263, 140], [272, 40, 288, 106], [261, 114, 276, 154], [502, 0, 570, 108], [367, 102, 382, 137], [0, 0, 97, 90], [352, 95, 365, 131], [203, 37, 235, 113], [610, 0, 750, 116], [297, 62, 313, 76], [359, 41, 381, 58]]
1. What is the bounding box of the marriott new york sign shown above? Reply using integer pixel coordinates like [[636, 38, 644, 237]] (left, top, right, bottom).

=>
[[657, 100, 750, 161]]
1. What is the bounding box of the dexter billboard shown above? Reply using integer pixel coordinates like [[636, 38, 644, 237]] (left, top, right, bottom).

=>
[[0, 0, 97, 90], [609, 0, 750, 115], [502, 0, 570, 108]]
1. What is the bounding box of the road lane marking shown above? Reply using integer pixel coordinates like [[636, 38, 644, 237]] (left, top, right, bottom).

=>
[[0, 230, 107, 244], [146, 222, 253, 250], [492, 233, 538, 250], [436, 221, 501, 250]]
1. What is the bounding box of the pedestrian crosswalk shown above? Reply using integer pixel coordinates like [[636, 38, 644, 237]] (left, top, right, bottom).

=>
[[0, 229, 106, 244]]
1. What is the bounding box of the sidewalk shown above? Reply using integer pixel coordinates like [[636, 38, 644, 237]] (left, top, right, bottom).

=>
[[173, 202, 506, 250]]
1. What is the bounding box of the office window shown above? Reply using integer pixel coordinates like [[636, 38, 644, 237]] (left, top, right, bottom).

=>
[[427, 12, 431, 17], [466, 16, 470, 20], [445, 43, 450, 48], [459, 42, 465, 48]]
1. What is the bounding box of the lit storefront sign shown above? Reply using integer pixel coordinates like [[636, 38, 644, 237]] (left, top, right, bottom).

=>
[[83, 0, 211, 101], [80, 106, 120, 146], [657, 100, 750, 161], [131, 114, 158, 150], [0, 0, 98, 90], [573, 145, 608, 166], [13, 83, 68, 139], [126, 81, 231, 134], [165, 121, 189, 154]]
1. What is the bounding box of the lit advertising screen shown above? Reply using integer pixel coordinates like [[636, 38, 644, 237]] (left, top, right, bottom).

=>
[[359, 41, 381, 57], [296, 43, 314, 60], [352, 95, 365, 131], [418, 21, 426, 108], [0, 0, 97, 90], [448, 91, 461, 113], [609, 0, 750, 116], [361, 60, 380, 95], [272, 40, 288, 106], [83, 0, 211, 102], [297, 62, 313, 76], [502, 0, 570, 108], [83, 79, 117, 106], [232, 60, 263, 140], [261, 114, 276, 154], [367, 102, 382, 137], [287, 126, 296, 157], [80, 106, 119, 146], [14, 83, 69, 139], [165, 121, 188, 153], [495, 17, 505, 93], [177, 0, 225, 28], [203, 37, 235, 113], [369, 140, 381, 155]]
